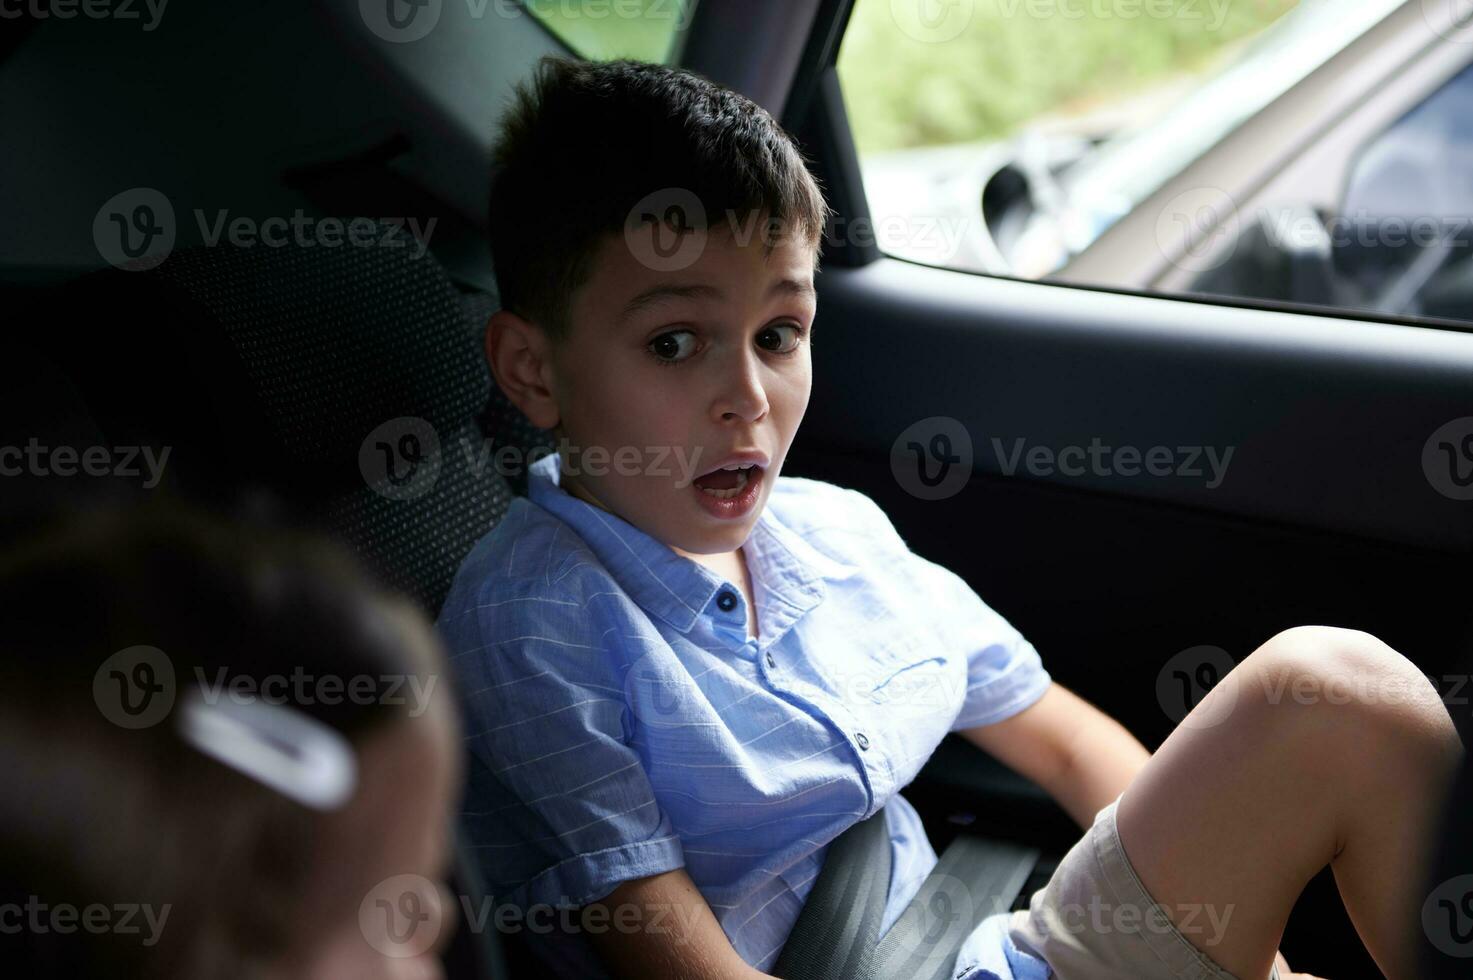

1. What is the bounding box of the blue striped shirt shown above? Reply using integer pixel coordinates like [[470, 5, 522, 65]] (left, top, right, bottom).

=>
[[438, 452, 1053, 979]]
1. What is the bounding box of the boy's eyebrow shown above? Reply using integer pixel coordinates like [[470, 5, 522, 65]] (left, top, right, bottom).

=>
[[771, 277, 817, 302], [617, 283, 722, 324], [617, 278, 815, 325]]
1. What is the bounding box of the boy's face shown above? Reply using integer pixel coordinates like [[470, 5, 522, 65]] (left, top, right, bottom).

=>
[[546, 221, 817, 557]]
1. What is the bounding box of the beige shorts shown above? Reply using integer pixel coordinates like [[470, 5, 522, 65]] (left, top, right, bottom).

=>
[[1005, 797, 1282, 980]]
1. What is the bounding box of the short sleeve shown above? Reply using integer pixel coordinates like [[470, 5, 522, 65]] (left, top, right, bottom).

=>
[[444, 587, 685, 910], [840, 487, 1052, 732], [942, 582, 1052, 731]]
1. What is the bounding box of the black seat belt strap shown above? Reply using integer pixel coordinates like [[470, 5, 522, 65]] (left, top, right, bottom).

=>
[[871, 834, 1040, 980], [772, 804, 891, 980]]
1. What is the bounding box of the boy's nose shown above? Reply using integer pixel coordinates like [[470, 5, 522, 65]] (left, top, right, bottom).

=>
[[713, 354, 770, 423], [715, 387, 768, 424]]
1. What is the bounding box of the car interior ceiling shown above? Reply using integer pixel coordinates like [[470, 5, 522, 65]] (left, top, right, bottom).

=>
[[3, 3, 1472, 979]]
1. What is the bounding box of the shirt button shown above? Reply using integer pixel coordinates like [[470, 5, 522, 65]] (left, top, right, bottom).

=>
[[716, 590, 737, 612], [855, 732, 870, 750], [765, 651, 776, 669]]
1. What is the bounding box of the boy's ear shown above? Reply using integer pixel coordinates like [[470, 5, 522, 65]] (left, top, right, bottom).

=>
[[484, 309, 561, 431]]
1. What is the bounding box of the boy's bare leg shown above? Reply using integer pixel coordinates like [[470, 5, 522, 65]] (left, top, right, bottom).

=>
[[1114, 626, 1464, 980]]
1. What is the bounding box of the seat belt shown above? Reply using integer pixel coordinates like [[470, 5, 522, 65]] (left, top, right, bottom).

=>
[[774, 801, 1039, 980], [772, 804, 891, 979], [871, 833, 1039, 980]]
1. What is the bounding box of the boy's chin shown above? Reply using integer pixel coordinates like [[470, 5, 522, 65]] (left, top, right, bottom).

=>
[[661, 509, 763, 557]]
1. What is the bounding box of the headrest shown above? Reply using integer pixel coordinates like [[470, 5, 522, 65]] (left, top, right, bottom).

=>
[[50, 221, 490, 497]]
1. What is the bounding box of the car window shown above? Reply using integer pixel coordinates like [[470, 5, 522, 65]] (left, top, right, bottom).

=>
[[522, 0, 697, 62], [1191, 59, 1473, 323], [838, 0, 1306, 272], [1057, 0, 1404, 266], [833, 0, 1473, 329]]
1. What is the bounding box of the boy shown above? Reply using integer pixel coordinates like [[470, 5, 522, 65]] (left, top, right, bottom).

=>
[[437, 57, 1463, 980]]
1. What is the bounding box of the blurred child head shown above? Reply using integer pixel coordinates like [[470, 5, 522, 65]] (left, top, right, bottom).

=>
[[484, 57, 832, 559], [0, 503, 461, 980]]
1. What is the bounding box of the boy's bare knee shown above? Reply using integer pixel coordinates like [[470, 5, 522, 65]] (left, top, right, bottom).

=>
[[1240, 625, 1362, 706], [1256, 624, 1386, 666], [1243, 626, 1464, 873], [1247, 626, 1455, 750]]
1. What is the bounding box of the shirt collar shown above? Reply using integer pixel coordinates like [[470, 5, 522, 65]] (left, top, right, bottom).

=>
[[525, 451, 853, 634]]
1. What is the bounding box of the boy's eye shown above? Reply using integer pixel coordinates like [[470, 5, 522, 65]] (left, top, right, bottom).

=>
[[647, 323, 805, 366], [648, 329, 698, 364], [757, 323, 803, 355]]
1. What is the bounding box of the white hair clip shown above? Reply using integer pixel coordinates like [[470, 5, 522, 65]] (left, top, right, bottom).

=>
[[176, 689, 358, 811]]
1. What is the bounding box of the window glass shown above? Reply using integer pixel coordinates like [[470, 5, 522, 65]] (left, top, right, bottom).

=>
[[1191, 60, 1473, 322], [833, 0, 1473, 327], [521, 0, 696, 63]]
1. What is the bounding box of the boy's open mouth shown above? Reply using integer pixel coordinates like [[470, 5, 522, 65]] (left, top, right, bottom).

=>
[[692, 463, 759, 499]]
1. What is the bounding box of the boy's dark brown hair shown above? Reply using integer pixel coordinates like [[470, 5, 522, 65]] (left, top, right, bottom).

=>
[[487, 56, 831, 343]]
